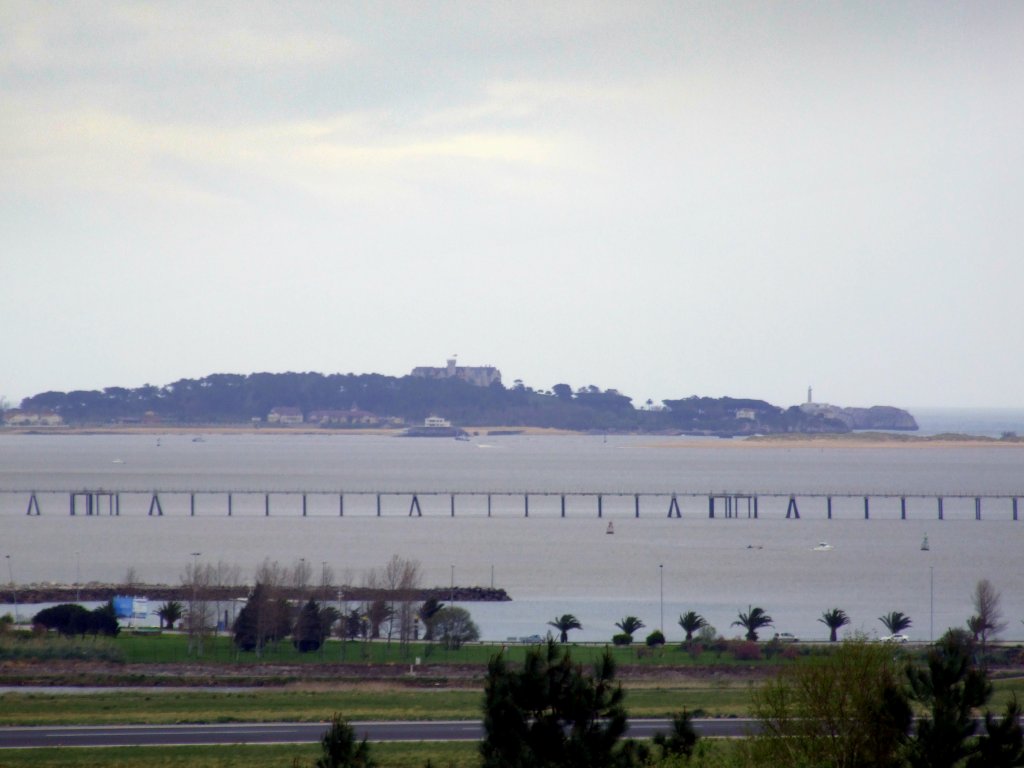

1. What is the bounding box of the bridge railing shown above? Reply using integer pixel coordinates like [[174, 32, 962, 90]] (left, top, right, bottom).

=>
[[2, 489, 1021, 520]]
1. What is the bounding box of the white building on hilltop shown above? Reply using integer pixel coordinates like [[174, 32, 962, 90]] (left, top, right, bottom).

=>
[[411, 357, 502, 387]]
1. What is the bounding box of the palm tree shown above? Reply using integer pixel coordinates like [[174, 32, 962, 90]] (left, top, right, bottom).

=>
[[418, 597, 444, 641], [678, 611, 708, 643], [156, 600, 183, 630], [967, 615, 985, 642], [615, 616, 645, 641], [547, 614, 582, 643], [879, 611, 912, 635], [732, 606, 773, 641], [818, 608, 851, 642]]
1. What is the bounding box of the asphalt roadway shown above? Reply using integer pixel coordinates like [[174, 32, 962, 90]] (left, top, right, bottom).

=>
[[0, 718, 759, 749]]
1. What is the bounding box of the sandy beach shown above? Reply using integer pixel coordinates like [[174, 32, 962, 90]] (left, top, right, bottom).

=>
[[4, 424, 1023, 449]]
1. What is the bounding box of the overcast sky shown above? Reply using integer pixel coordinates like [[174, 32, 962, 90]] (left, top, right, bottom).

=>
[[2, 2, 1022, 409]]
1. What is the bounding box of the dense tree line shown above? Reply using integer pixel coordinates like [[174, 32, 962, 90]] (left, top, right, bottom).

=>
[[17, 371, 845, 434], [32, 601, 120, 637]]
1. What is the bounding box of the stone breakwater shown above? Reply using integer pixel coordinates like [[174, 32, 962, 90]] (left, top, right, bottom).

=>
[[12, 584, 512, 604]]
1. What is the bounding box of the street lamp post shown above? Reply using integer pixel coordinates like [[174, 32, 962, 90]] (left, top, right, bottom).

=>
[[446, 564, 455, 664], [5, 555, 17, 623], [659, 564, 664, 634], [188, 552, 201, 653], [930, 566, 934, 642]]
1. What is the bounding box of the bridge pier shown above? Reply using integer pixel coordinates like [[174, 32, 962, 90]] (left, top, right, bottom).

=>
[[1014, 497, 1019, 521], [827, 496, 832, 519], [597, 495, 603, 518], [938, 497, 944, 520], [191, 493, 195, 517], [148, 493, 163, 516], [339, 494, 344, 516], [635, 494, 640, 518], [708, 496, 715, 519], [409, 495, 422, 517], [975, 497, 982, 520], [26, 493, 41, 516], [303, 494, 308, 517], [450, 494, 455, 517], [228, 493, 233, 516], [524, 494, 529, 517], [377, 494, 381, 517], [668, 495, 681, 518], [901, 497, 907, 520], [786, 496, 799, 519], [864, 496, 870, 520], [265, 493, 270, 516], [561, 495, 566, 518], [487, 494, 492, 517]]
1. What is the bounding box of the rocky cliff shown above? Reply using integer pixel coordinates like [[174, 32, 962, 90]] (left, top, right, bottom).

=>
[[839, 406, 919, 431]]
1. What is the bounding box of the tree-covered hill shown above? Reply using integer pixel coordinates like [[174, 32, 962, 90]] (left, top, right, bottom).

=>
[[12, 372, 910, 435]]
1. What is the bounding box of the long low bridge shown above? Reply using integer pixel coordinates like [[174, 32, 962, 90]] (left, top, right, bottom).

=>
[[5, 489, 1023, 520]]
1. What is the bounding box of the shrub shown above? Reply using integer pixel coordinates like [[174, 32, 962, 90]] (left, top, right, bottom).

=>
[[33, 602, 119, 637], [645, 629, 666, 647], [763, 638, 783, 659], [612, 633, 633, 646], [730, 640, 762, 661], [433, 606, 480, 650], [697, 624, 718, 644]]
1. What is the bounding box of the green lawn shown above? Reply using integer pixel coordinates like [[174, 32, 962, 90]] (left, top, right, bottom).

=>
[[53, 631, 817, 668], [0, 741, 482, 768]]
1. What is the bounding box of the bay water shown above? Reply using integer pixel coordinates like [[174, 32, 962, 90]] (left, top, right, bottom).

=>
[[1, 427, 1022, 644]]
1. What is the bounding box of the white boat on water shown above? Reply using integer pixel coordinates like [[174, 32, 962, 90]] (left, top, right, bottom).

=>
[[812, 541, 834, 551], [921, 534, 930, 551], [606, 522, 615, 535]]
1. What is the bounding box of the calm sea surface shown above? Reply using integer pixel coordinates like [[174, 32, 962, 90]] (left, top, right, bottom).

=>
[[1, 426, 1023, 643]]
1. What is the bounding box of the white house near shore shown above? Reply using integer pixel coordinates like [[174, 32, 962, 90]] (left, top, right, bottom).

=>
[[266, 406, 304, 424], [2, 409, 64, 426]]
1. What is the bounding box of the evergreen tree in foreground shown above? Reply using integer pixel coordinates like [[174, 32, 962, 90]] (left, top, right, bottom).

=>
[[315, 713, 375, 768], [481, 638, 674, 767]]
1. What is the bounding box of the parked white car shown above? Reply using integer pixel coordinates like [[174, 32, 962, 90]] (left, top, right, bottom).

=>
[[880, 633, 910, 644]]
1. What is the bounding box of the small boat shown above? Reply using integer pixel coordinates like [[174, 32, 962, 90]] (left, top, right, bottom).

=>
[[606, 522, 615, 535], [921, 534, 930, 551], [812, 541, 834, 551]]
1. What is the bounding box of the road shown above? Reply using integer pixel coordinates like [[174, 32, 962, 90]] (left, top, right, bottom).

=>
[[0, 718, 759, 749]]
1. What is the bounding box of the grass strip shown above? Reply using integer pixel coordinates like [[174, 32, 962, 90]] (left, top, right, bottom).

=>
[[0, 682, 755, 726], [7, 677, 1019, 727], [0, 739, 747, 767], [0, 741, 481, 767]]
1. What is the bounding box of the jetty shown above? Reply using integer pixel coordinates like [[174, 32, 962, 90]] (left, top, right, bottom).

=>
[[4, 489, 1022, 521]]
